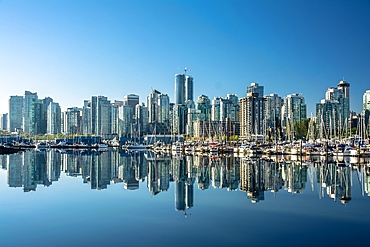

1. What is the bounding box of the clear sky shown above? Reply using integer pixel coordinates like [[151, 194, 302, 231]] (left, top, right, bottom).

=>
[[1, 0, 369, 116]]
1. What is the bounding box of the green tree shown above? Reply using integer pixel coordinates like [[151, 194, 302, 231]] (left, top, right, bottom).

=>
[[294, 118, 310, 140]]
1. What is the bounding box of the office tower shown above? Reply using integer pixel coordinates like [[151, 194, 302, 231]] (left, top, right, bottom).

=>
[[8, 95, 24, 132], [175, 74, 185, 104], [147, 89, 161, 123], [211, 97, 221, 121], [325, 87, 349, 127], [90, 96, 111, 137], [196, 95, 211, 121], [30, 97, 52, 135], [47, 102, 61, 134], [247, 82, 264, 97], [239, 92, 265, 139], [90, 96, 98, 134], [30, 99, 43, 134], [158, 94, 170, 125], [185, 75, 194, 103], [364, 90, 370, 111], [264, 94, 283, 137], [123, 94, 139, 122], [220, 96, 239, 122], [281, 94, 306, 138], [225, 94, 240, 122], [99, 100, 112, 138], [123, 94, 139, 108], [63, 107, 82, 134], [172, 104, 188, 134], [136, 103, 148, 135], [337, 79, 350, 119], [364, 90, 370, 130], [111, 101, 123, 137], [0, 113, 8, 130], [118, 105, 131, 137], [81, 100, 91, 135], [23, 91, 38, 133], [147, 89, 170, 134], [337, 80, 350, 98]]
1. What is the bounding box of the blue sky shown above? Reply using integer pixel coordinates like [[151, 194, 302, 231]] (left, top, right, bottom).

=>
[[1, 0, 369, 115]]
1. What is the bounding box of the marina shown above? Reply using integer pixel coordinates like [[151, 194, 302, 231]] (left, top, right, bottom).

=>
[[1, 148, 369, 247]]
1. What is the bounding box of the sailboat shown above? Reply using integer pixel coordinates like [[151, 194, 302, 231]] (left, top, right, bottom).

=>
[[125, 124, 147, 151]]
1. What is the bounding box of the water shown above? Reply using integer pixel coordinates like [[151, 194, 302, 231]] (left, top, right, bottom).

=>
[[1, 149, 369, 247]]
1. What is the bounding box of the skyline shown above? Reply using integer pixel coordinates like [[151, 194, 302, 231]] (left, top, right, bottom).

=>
[[1, 0, 369, 115]]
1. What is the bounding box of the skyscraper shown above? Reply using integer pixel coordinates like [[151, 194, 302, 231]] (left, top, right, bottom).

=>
[[247, 82, 264, 97], [337, 80, 350, 118], [23, 91, 38, 133], [8, 95, 24, 132], [174, 74, 185, 104], [64, 107, 82, 134], [47, 102, 61, 134], [239, 92, 265, 139], [185, 75, 194, 103], [147, 89, 161, 123], [0, 113, 8, 130], [196, 95, 211, 121], [123, 94, 139, 123], [363, 90, 370, 111], [282, 94, 306, 140], [264, 94, 283, 137], [135, 103, 148, 134]]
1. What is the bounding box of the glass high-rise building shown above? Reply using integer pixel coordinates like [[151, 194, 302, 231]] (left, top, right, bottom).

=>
[[185, 75, 193, 103], [9, 95, 24, 132], [23, 91, 38, 133], [47, 102, 61, 134], [175, 74, 185, 104], [0, 113, 8, 130], [124, 94, 139, 123], [239, 92, 265, 139], [247, 82, 264, 97], [281, 94, 306, 140], [363, 90, 370, 111]]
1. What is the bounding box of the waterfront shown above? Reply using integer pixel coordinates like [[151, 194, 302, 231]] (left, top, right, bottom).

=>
[[1, 149, 370, 247]]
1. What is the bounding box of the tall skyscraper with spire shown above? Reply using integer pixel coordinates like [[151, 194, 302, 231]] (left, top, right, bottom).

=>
[[174, 71, 194, 105]]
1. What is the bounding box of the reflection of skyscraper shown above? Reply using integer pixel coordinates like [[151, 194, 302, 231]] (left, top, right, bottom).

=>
[[147, 154, 170, 195], [175, 181, 193, 211], [283, 163, 307, 194], [90, 153, 111, 190], [173, 156, 194, 211], [195, 155, 210, 190], [326, 165, 351, 204], [23, 151, 37, 192], [365, 167, 370, 197], [7, 154, 23, 187], [240, 159, 265, 203]]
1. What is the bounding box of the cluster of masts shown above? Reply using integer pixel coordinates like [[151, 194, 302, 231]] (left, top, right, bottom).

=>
[[142, 139, 370, 158]]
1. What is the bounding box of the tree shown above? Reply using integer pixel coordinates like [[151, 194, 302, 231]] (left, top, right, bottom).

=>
[[294, 118, 310, 140]]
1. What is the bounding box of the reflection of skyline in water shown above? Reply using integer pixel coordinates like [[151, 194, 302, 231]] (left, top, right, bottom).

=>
[[1, 150, 370, 208]]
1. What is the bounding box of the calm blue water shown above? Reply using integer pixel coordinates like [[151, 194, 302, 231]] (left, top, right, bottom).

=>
[[1, 149, 369, 247]]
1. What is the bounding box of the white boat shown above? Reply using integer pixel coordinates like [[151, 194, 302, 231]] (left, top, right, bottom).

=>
[[36, 142, 50, 149], [126, 143, 147, 151]]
